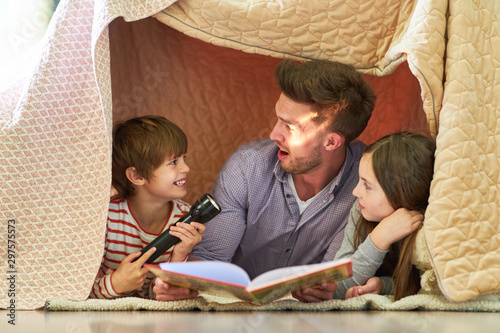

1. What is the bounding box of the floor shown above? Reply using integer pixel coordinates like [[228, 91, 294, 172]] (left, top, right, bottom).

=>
[[2, 309, 500, 333]]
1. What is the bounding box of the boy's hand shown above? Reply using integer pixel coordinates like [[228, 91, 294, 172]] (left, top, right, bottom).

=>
[[169, 222, 206, 262], [292, 282, 338, 303], [345, 277, 383, 299], [370, 208, 423, 251], [111, 247, 156, 294]]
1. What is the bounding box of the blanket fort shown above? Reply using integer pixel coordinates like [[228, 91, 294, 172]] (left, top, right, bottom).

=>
[[1, 0, 499, 309]]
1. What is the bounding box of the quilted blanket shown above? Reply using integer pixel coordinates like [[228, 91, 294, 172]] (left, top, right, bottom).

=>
[[0, 0, 498, 310], [423, 0, 500, 302]]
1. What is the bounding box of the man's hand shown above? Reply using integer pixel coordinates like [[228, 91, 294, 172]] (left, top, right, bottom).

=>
[[344, 277, 383, 299], [292, 282, 338, 303], [111, 247, 156, 294], [153, 277, 199, 301]]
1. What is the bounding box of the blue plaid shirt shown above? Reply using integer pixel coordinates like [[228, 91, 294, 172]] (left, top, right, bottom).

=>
[[191, 139, 364, 279]]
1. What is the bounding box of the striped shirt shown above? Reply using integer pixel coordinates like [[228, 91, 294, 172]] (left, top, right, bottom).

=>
[[190, 138, 364, 279], [90, 197, 190, 299]]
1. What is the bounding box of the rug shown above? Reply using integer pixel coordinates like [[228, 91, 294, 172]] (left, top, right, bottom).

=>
[[45, 293, 500, 312]]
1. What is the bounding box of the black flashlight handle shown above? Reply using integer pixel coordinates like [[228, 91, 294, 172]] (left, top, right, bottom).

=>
[[138, 215, 195, 265], [133, 193, 221, 265]]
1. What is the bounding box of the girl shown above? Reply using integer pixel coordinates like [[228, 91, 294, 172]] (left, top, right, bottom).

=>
[[334, 131, 436, 301]]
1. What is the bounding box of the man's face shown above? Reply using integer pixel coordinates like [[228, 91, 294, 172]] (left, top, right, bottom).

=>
[[269, 93, 327, 174]]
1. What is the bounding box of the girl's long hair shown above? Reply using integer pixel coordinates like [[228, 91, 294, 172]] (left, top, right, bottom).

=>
[[354, 132, 435, 300]]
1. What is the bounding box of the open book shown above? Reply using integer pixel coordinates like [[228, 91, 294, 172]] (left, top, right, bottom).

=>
[[146, 258, 352, 305]]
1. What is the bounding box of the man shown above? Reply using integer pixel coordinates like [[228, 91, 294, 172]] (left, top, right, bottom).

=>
[[154, 59, 376, 302]]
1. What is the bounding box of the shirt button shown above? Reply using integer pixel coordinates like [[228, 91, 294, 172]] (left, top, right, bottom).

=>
[[286, 194, 292, 198], [285, 248, 290, 252]]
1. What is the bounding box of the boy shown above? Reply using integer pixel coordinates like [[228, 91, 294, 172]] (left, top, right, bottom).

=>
[[90, 115, 205, 299]]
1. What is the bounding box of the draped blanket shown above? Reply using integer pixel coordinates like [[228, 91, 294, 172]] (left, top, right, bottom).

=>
[[1, 0, 498, 309]]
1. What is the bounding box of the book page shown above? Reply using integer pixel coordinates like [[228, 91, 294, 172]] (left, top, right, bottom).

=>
[[245, 258, 352, 304], [157, 261, 251, 287], [147, 258, 352, 305], [147, 265, 255, 302], [247, 258, 352, 291]]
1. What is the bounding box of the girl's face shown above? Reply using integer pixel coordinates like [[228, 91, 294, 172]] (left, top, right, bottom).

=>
[[352, 153, 395, 222]]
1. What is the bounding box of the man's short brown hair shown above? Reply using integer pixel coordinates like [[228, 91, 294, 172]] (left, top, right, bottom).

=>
[[275, 59, 376, 144]]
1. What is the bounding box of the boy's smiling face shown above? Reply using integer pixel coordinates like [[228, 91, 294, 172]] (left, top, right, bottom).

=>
[[142, 154, 190, 202]]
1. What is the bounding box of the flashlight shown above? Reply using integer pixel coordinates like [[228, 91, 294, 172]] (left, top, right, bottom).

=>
[[136, 193, 221, 264]]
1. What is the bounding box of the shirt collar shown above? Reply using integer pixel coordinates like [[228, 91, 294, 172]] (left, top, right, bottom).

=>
[[273, 159, 287, 182]]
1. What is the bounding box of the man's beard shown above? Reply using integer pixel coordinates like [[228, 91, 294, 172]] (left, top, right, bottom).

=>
[[281, 145, 322, 175]]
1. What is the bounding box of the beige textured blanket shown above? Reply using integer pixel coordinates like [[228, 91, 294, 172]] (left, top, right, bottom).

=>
[[1, 0, 499, 310], [423, 0, 500, 302]]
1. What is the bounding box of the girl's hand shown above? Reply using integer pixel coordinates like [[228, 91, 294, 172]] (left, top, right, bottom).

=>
[[169, 222, 206, 262], [370, 208, 423, 251], [345, 277, 383, 299], [111, 247, 156, 294]]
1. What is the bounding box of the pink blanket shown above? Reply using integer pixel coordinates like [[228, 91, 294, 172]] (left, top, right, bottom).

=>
[[0, 0, 177, 310]]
